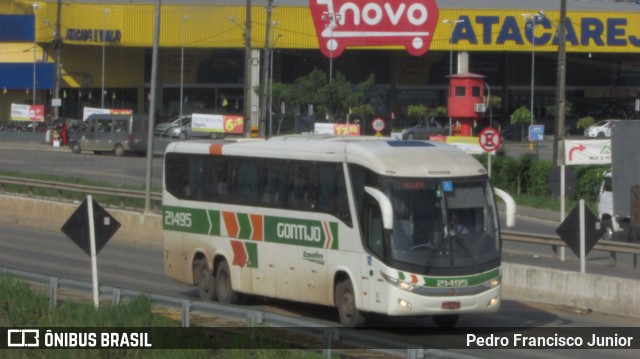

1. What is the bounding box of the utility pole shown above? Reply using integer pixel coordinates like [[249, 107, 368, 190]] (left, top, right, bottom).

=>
[[144, 0, 161, 213], [52, 0, 62, 120], [553, 0, 567, 168], [243, 0, 252, 137], [259, 0, 273, 138]]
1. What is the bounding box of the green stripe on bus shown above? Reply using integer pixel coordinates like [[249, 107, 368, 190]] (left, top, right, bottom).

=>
[[237, 213, 252, 240], [422, 268, 500, 288], [163, 206, 340, 250], [245, 242, 258, 268], [396, 267, 500, 288]]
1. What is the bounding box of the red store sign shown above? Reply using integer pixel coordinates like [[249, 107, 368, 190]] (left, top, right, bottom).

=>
[[309, 0, 440, 58]]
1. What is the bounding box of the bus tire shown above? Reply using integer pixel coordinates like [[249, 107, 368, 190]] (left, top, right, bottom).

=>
[[215, 260, 240, 304], [335, 278, 366, 327], [196, 259, 217, 301], [114, 144, 125, 157], [70, 142, 81, 154], [432, 314, 459, 328], [601, 218, 613, 241]]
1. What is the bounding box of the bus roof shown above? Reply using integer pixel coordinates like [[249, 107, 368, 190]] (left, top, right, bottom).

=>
[[165, 135, 487, 178]]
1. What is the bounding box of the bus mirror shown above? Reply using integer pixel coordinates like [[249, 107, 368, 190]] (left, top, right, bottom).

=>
[[494, 187, 516, 227], [364, 186, 393, 230]]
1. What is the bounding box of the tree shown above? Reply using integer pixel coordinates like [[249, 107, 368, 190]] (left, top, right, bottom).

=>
[[487, 95, 502, 127], [510, 106, 532, 142], [274, 68, 375, 122], [577, 116, 595, 131], [407, 105, 446, 121]]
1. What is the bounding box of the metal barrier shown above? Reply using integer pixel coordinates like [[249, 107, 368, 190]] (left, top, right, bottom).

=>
[[1, 176, 638, 269], [502, 230, 640, 269], [0, 267, 450, 359]]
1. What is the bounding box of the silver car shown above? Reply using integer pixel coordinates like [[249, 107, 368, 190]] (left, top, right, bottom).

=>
[[401, 118, 445, 140], [154, 115, 191, 136]]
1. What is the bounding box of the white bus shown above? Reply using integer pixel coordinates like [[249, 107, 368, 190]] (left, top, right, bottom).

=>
[[162, 135, 515, 327]]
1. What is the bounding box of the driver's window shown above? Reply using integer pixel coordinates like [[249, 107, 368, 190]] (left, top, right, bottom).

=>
[[367, 205, 384, 259]]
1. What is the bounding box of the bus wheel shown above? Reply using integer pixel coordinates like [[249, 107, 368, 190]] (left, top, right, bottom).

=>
[[432, 314, 459, 328], [215, 260, 240, 304], [70, 142, 81, 154], [601, 218, 613, 241], [335, 278, 366, 327], [196, 259, 217, 301], [114, 144, 125, 157]]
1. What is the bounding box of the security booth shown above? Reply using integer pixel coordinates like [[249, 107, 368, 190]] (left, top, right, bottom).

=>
[[447, 73, 487, 136]]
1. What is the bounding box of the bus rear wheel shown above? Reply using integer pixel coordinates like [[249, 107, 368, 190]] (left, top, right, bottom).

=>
[[114, 144, 125, 157], [335, 278, 366, 327], [196, 259, 216, 301], [215, 260, 240, 304], [432, 314, 459, 328], [70, 142, 81, 154]]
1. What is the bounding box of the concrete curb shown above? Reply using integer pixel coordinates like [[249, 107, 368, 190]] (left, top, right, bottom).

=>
[[2, 194, 638, 319]]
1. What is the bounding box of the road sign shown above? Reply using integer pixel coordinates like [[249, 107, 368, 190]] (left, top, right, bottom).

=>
[[478, 127, 501, 152], [61, 198, 120, 256], [556, 203, 603, 258], [528, 124, 544, 141], [372, 117, 386, 132], [548, 166, 576, 197], [564, 139, 611, 165]]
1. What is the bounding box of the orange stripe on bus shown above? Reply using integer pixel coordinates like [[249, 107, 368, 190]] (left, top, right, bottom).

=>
[[323, 221, 332, 249], [222, 211, 239, 238], [209, 144, 223, 155], [250, 214, 263, 241]]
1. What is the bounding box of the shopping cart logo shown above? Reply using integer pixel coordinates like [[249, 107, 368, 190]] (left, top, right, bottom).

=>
[[310, 0, 439, 58]]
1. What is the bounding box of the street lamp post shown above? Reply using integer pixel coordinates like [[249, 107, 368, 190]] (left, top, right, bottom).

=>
[[179, 15, 189, 116], [32, 3, 39, 107], [322, 11, 341, 83], [442, 19, 464, 135], [101, 9, 109, 109], [268, 34, 282, 137], [522, 13, 543, 125]]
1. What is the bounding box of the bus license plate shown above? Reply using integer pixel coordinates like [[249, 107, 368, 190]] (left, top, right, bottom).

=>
[[442, 301, 460, 310]]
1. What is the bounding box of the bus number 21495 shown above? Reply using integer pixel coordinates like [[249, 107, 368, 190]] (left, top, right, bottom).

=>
[[164, 211, 192, 228]]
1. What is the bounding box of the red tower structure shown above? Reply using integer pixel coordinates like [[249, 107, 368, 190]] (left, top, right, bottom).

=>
[[447, 73, 486, 136]]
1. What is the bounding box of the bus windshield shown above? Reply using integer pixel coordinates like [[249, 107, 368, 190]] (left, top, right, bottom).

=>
[[382, 177, 499, 274]]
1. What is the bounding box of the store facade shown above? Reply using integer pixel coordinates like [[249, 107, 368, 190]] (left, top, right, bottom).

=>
[[1, 0, 639, 131]]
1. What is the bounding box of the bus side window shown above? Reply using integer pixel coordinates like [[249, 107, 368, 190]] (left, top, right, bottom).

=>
[[210, 158, 229, 202], [263, 161, 287, 207], [366, 204, 384, 258], [235, 159, 259, 205], [187, 158, 206, 200], [289, 164, 315, 210]]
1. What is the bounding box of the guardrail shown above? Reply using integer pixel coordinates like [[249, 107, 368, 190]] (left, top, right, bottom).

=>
[[0, 175, 162, 210], [1, 175, 638, 269], [0, 267, 452, 359], [502, 230, 639, 269]]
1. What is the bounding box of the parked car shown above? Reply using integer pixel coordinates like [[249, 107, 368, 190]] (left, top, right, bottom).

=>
[[401, 117, 445, 140], [584, 119, 615, 138], [154, 115, 191, 136]]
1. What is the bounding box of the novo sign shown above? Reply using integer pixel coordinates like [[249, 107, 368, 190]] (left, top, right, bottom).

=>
[[309, 0, 439, 58], [66, 29, 122, 43], [449, 15, 640, 48]]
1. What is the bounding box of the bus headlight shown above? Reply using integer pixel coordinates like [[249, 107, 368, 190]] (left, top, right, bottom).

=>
[[398, 299, 412, 310], [381, 272, 416, 292], [482, 276, 501, 288], [488, 296, 499, 307]]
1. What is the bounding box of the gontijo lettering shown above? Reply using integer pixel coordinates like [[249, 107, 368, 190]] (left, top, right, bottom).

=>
[[277, 222, 322, 242]]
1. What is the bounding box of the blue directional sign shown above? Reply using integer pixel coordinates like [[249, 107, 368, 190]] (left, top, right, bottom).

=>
[[528, 124, 545, 141]]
